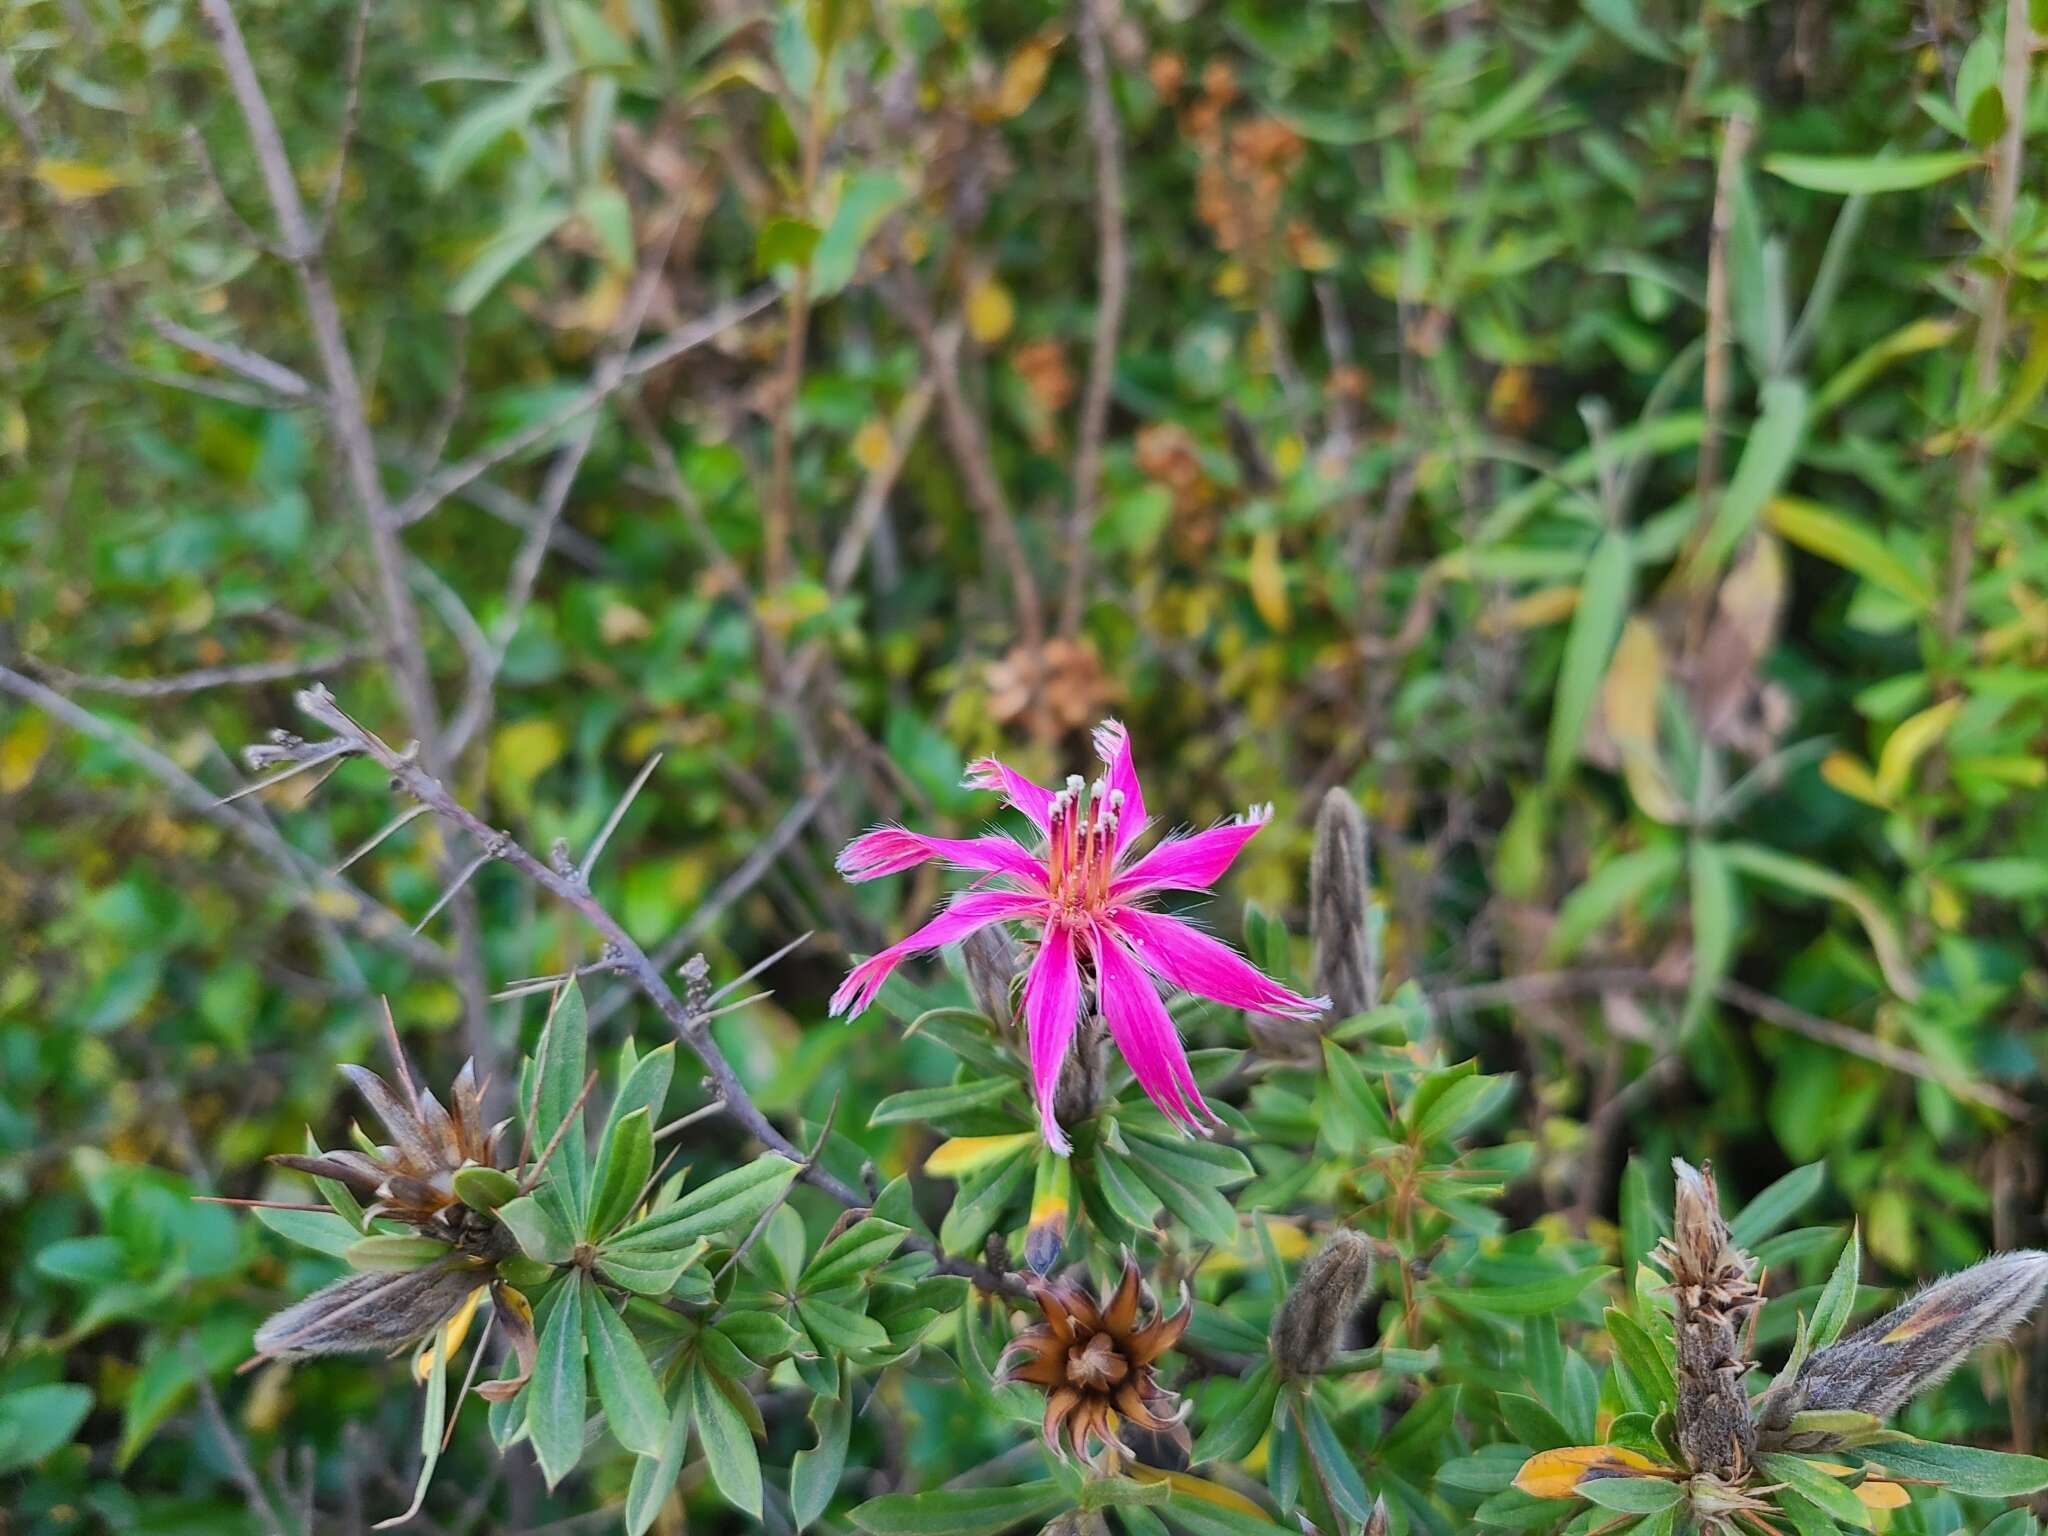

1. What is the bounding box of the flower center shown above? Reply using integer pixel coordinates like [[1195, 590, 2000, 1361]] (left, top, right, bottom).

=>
[[1066, 1331, 1129, 1390], [1046, 774, 1122, 922]]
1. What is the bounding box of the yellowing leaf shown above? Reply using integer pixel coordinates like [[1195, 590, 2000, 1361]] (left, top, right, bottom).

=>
[[1856, 1479, 1910, 1510], [413, 1285, 487, 1383], [966, 278, 1014, 344], [1602, 618, 1663, 749], [490, 717, 566, 812], [1127, 1466, 1269, 1518], [1481, 585, 1580, 635], [1927, 878, 1964, 932], [1248, 529, 1289, 631], [0, 711, 51, 793], [1765, 496, 1934, 612], [851, 418, 893, 473], [1821, 752, 1889, 809], [34, 158, 126, 202], [599, 601, 653, 645], [923, 1132, 1036, 1178], [991, 39, 1054, 118], [1875, 697, 1961, 801], [1513, 1445, 1664, 1500]]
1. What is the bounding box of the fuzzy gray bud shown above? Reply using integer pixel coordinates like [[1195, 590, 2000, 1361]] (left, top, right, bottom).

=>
[[1795, 1249, 2048, 1420], [1659, 1160, 1761, 1479], [963, 923, 1020, 1036], [1271, 1229, 1374, 1377], [254, 1263, 480, 1361], [1310, 789, 1376, 1021]]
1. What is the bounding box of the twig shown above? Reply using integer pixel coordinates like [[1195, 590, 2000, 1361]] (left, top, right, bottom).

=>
[[653, 1099, 729, 1143], [1942, 0, 2033, 654], [333, 803, 430, 874], [145, 315, 317, 402], [284, 686, 1031, 1298], [189, 1339, 293, 1535], [518, 1068, 601, 1194], [1680, 112, 1753, 600], [413, 840, 501, 935], [883, 273, 1045, 651], [578, 753, 662, 883], [1057, 0, 1127, 638], [25, 647, 369, 698], [312, 0, 375, 244], [394, 285, 781, 527], [0, 662, 446, 969]]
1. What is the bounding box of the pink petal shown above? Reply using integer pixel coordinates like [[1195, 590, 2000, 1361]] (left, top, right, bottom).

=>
[[1022, 924, 1083, 1154], [836, 826, 1046, 886], [1091, 720, 1148, 856], [830, 890, 1047, 1019], [1108, 907, 1326, 1020], [963, 757, 1056, 834], [1094, 927, 1211, 1131], [1111, 806, 1272, 897]]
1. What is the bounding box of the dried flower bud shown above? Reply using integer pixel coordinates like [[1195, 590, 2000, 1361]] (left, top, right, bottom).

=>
[[1657, 1160, 1761, 1479], [1310, 789, 1375, 1021], [1794, 1249, 2048, 1420], [1053, 1015, 1105, 1131], [963, 922, 1020, 1035], [1362, 1494, 1391, 1536], [1039, 1515, 1110, 1536], [1271, 1229, 1374, 1377], [254, 1263, 483, 1361]]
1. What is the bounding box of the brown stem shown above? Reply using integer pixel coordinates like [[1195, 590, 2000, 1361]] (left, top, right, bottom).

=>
[[1057, 0, 1128, 638]]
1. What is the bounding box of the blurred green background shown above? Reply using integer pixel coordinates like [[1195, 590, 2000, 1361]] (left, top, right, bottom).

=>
[[3, 0, 2046, 1529]]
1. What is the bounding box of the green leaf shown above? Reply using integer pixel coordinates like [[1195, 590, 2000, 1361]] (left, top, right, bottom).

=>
[[584, 1288, 665, 1458], [253, 1205, 360, 1259], [1809, 1226, 1860, 1349], [454, 1166, 521, 1212], [624, 1385, 691, 1536], [801, 1217, 908, 1292], [1190, 1361, 1279, 1466], [0, 1383, 93, 1475], [611, 1153, 800, 1248], [345, 1234, 451, 1271], [690, 1364, 764, 1519], [938, 1143, 1033, 1255], [1762, 150, 1981, 195], [1440, 1267, 1613, 1316], [1497, 1393, 1573, 1452], [531, 982, 592, 1221], [850, 1482, 1067, 1535], [586, 1105, 653, 1240], [1581, 1477, 1683, 1514], [528, 1273, 589, 1490], [1546, 845, 1685, 962], [791, 1363, 853, 1530], [755, 217, 822, 277], [1688, 378, 1807, 581], [1683, 841, 1737, 1033], [1546, 530, 1635, 783], [797, 1293, 892, 1355], [496, 1195, 574, 1265], [1720, 843, 1920, 1000], [811, 171, 910, 298], [1866, 1436, 2048, 1497], [428, 62, 575, 192], [1604, 1307, 1677, 1412], [870, 1078, 1018, 1126], [449, 202, 571, 315], [1757, 1454, 1873, 1529], [1728, 1163, 1825, 1249]]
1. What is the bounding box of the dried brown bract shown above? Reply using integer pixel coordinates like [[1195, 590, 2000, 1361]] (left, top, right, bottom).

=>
[[999, 1256, 1191, 1468], [270, 1013, 512, 1261], [1657, 1159, 1761, 1479], [1271, 1229, 1374, 1378]]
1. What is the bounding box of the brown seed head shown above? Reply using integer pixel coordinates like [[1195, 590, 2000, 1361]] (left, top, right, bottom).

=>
[[1657, 1159, 1762, 1479], [998, 1255, 1191, 1468]]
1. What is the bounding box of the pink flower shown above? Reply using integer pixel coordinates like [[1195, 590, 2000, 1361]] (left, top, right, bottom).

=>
[[831, 721, 1326, 1153]]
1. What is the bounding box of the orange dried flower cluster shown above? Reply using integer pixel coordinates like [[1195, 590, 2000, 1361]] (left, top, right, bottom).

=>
[[998, 1257, 1192, 1468]]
